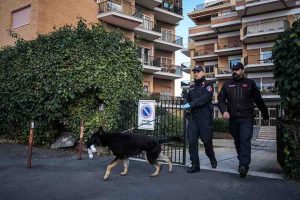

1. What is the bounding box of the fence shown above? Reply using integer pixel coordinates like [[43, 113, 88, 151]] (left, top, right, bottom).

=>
[[116, 99, 187, 165]]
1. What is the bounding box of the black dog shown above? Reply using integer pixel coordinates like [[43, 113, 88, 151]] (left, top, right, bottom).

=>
[[86, 127, 182, 180]]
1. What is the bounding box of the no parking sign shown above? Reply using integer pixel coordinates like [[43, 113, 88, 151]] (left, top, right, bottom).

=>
[[138, 100, 155, 130]]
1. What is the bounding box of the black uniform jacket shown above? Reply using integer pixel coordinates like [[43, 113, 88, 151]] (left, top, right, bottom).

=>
[[217, 77, 269, 119], [186, 78, 214, 113]]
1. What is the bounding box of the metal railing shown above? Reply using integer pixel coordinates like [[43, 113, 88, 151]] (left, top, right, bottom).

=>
[[217, 41, 242, 49], [243, 20, 289, 36], [195, 0, 230, 11], [160, 0, 183, 15], [194, 49, 215, 56], [211, 9, 237, 18], [138, 54, 182, 75], [138, 54, 161, 67], [217, 68, 231, 75], [244, 53, 273, 65], [135, 15, 157, 31], [99, 0, 136, 16], [156, 29, 183, 46]]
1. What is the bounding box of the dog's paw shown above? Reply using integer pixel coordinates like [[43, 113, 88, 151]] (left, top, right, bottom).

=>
[[150, 173, 159, 177], [103, 175, 109, 181], [120, 172, 127, 176], [168, 169, 173, 173]]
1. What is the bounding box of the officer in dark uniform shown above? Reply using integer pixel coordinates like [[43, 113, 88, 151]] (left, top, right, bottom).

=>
[[218, 62, 269, 178], [183, 65, 217, 173]]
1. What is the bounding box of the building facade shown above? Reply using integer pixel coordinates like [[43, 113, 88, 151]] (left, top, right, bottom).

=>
[[185, 0, 299, 138], [0, 0, 184, 99]]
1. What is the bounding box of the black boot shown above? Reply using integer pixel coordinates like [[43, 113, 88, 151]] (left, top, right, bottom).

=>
[[187, 164, 200, 173], [209, 156, 217, 169], [238, 166, 248, 178]]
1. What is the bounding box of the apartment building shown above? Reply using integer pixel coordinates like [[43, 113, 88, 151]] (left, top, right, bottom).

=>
[[186, 0, 299, 138], [0, 0, 184, 99]]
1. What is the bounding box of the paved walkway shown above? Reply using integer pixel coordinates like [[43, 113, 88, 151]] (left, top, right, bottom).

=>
[[190, 139, 283, 179], [1, 143, 299, 200]]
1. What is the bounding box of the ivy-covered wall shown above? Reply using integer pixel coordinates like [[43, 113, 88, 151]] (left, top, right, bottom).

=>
[[0, 20, 143, 146]]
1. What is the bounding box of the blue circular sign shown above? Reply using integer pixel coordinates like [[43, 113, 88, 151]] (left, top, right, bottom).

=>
[[141, 105, 152, 118]]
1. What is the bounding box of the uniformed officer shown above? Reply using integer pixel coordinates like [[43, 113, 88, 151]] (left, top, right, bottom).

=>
[[218, 62, 269, 178], [183, 65, 217, 173]]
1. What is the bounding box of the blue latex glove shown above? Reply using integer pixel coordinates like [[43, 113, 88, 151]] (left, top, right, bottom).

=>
[[182, 103, 191, 110]]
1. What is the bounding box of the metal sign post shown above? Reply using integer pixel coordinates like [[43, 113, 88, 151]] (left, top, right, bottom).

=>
[[78, 120, 84, 160], [27, 121, 34, 168]]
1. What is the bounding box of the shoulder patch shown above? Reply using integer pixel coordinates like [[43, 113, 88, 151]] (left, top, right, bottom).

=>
[[207, 85, 213, 92]]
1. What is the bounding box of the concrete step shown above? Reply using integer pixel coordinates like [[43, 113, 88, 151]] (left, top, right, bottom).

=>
[[257, 126, 276, 140]]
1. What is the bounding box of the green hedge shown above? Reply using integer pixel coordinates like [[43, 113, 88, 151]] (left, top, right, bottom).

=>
[[273, 19, 300, 179], [213, 118, 229, 133], [0, 19, 143, 146]]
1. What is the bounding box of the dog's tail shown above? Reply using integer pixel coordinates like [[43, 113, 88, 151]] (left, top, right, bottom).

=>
[[158, 136, 184, 145]]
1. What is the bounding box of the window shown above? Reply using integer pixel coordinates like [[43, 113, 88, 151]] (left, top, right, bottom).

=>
[[143, 82, 150, 93], [260, 51, 272, 63], [11, 5, 31, 29], [161, 86, 171, 96], [138, 47, 151, 65], [162, 28, 173, 43], [205, 65, 214, 73]]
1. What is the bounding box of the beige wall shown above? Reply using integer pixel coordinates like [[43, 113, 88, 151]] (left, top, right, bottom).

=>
[[138, 39, 154, 55], [0, 0, 39, 47], [153, 78, 174, 95], [218, 56, 229, 70], [37, 0, 98, 35]]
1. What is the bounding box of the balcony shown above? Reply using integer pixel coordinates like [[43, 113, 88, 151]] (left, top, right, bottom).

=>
[[192, 48, 218, 61], [97, 0, 142, 30], [189, 25, 217, 41], [135, 0, 162, 10], [211, 10, 241, 32], [134, 18, 161, 41], [153, 64, 183, 80], [244, 53, 274, 72], [236, 0, 296, 17], [138, 54, 162, 73], [243, 20, 289, 44], [215, 68, 232, 79], [181, 62, 191, 74], [154, 29, 183, 52], [154, 1, 183, 24], [214, 40, 242, 56], [194, 0, 231, 11]]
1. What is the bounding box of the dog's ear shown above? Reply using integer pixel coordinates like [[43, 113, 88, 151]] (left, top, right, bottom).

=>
[[99, 126, 104, 134]]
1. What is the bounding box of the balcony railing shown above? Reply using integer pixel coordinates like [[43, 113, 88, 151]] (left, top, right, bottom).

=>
[[156, 29, 183, 46], [138, 54, 161, 67], [135, 15, 158, 31], [217, 68, 231, 75], [211, 9, 236, 18], [243, 20, 289, 36], [99, 0, 136, 16], [161, 64, 183, 75], [139, 54, 182, 75], [160, 0, 183, 15], [195, 0, 230, 11], [194, 49, 215, 56], [244, 53, 273, 65], [217, 41, 242, 49]]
